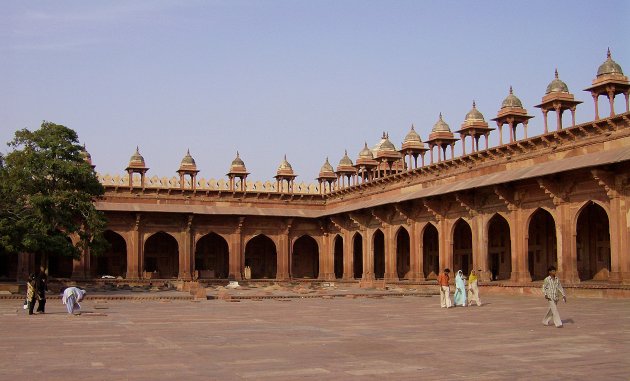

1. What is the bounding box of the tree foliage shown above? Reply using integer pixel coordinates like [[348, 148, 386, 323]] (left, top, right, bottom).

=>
[[0, 122, 108, 262]]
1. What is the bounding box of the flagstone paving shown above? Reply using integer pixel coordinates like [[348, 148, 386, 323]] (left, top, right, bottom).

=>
[[1, 293, 628, 380]]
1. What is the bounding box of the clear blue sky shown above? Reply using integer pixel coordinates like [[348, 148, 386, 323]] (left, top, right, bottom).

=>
[[2, 1, 629, 183]]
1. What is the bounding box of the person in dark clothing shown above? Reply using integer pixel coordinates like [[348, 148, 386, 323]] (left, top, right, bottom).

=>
[[35, 268, 48, 313]]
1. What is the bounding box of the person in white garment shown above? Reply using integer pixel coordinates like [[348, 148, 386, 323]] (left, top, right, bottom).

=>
[[62, 287, 86, 315], [542, 266, 566, 328]]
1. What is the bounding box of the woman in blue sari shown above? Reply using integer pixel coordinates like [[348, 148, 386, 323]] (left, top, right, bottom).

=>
[[453, 270, 467, 307]]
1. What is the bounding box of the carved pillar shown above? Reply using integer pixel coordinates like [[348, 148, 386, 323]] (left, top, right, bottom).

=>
[[363, 228, 375, 281], [471, 213, 488, 280], [343, 229, 354, 280], [276, 220, 291, 280], [542, 109, 549, 134], [439, 218, 452, 273], [384, 224, 397, 281], [178, 215, 194, 280], [607, 88, 615, 117], [320, 232, 334, 280], [556, 202, 579, 284], [509, 207, 531, 283], [409, 221, 423, 280], [608, 182, 629, 283], [592, 92, 600, 120], [127, 215, 142, 279], [229, 217, 245, 280]]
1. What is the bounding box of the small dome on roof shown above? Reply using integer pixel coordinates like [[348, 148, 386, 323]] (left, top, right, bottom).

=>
[[464, 101, 485, 122], [128, 146, 146, 167], [338, 150, 354, 166], [597, 48, 624, 77], [546, 69, 570, 94], [320, 157, 334, 173], [277, 155, 293, 171], [373, 132, 397, 152], [501, 86, 524, 108], [358, 142, 374, 159], [180, 149, 196, 166], [403, 125, 422, 143], [231, 151, 245, 167], [431, 113, 451, 133], [80, 144, 92, 163]]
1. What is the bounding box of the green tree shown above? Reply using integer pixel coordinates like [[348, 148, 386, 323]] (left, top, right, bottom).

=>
[[0, 121, 107, 268]]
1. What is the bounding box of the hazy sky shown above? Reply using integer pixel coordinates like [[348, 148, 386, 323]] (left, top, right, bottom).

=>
[[2, 1, 629, 183]]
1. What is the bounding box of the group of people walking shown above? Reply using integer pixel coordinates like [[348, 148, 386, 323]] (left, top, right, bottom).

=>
[[437, 265, 568, 328], [25, 268, 86, 316], [437, 268, 482, 308]]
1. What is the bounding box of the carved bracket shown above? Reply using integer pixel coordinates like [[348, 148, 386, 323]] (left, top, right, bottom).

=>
[[371, 206, 395, 226], [455, 192, 477, 217], [348, 211, 370, 230], [423, 198, 446, 221], [537, 177, 575, 205], [591, 169, 627, 199], [493, 185, 519, 210]]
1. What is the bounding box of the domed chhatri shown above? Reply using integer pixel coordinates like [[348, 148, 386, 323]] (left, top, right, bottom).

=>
[[456, 102, 493, 154], [317, 157, 337, 194], [128, 146, 146, 169], [177, 149, 200, 190], [585, 48, 630, 119], [355, 142, 379, 183], [275, 155, 297, 193], [536, 69, 582, 132], [336, 150, 357, 189], [358, 142, 374, 160], [125, 146, 149, 188], [400, 125, 428, 170], [546, 69, 570, 94], [492, 87, 533, 145], [227, 152, 249, 191], [80, 144, 95, 168], [372, 132, 402, 175], [501, 86, 524, 109], [426, 114, 458, 164], [431, 113, 452, 133], [597, 48, 624, 77]]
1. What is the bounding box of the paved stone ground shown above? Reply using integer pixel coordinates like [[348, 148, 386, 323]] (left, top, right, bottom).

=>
[[1, 293, 628, 381]]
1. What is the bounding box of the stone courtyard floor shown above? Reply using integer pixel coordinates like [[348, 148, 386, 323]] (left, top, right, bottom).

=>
[[0, 292, 628, 381]]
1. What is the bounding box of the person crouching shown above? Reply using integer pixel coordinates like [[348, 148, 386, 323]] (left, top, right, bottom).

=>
[[62, 287, 86, 316]]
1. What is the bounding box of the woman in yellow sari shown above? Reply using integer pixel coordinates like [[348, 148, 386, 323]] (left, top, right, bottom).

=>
[[467, 269, 482, 306]]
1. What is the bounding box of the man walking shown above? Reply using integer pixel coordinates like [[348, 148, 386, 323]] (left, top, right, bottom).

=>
[[542, 266, 566, 328], [437, 268, 452, 308]]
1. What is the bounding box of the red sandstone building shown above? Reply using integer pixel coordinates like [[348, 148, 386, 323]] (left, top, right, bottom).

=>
[[4, 50, 630, 286]]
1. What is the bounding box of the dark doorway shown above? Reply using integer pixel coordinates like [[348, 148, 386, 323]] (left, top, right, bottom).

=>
[[423, 223, 439, 279], [333, 235, 343, 279], [453, 219, 472, 276], [93, 230, 127, 278], [576, 202, 610, 281], [373, 230, 385, 279], [528, 209, 557, 281], [396, 227, 410, 279], [244, 235, 277, 279], [487, 214, 511, 280], [144, 232, 179, 278], [353, 233, 363, 279], [292, 235, 319, 278], [195, 233, 229, 279]]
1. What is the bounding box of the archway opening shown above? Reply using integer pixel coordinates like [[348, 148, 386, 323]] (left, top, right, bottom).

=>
[[373, 229, 385, 279], [195, 233, 229, 279], [487, 214, 511, 280], [245, 235, 277, 279], [144, 232, 179, 278], [93, 230, 127, 278], [453, 219, 473, 276], [423, 223, 439, 279], [292, 235, 319, 279], [576, 202, 610, 281], [396, 227, 410, 279], [38, 236, 74, 279], [333, 235, 343, 279], [528, 209, 557, 281], [353, 233, 363, 279]]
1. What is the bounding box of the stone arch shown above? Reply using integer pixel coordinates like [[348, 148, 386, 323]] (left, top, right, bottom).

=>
[[487, 214, 511, 280], [575, 201, 611, 281], [333, 234, 343, 279], [195, 232, 229, 279], [353, 232, 363, 279], [527, 208, 557, 281], [144, 231, 179, 278], [93, 230, 127, 278], [292, 235, 319, 279], [452, 218, 473, 276], [373, 229, 385, 279], [396, 226, 410, 279], [244, 234, 277, 279], [422, 222, 439, 279]]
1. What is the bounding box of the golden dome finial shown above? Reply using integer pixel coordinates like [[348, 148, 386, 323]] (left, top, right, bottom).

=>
[[607, 47, 611, 59]]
